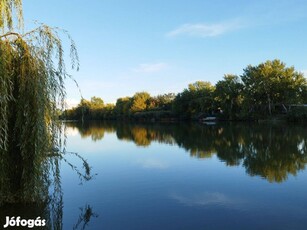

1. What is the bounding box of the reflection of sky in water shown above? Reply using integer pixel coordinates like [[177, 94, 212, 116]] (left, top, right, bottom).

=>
[[171, 192, 237, 207], [136, 158, 169, 169], [65, 126, 79, 136], [298, 140, 305, 154], [60, 123, 307, 230]]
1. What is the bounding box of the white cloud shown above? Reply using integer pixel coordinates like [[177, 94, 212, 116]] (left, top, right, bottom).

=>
[[133, 62, 168, 73], [302, 70, 307, 76], [167, 20, 243, 38]]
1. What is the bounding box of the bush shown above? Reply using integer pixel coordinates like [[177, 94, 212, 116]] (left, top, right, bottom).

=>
[[287, 107, 307, 122]]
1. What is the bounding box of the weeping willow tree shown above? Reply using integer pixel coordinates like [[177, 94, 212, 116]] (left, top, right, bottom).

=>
[[0, 0, 23, 30], [0, 0, 81, 204]]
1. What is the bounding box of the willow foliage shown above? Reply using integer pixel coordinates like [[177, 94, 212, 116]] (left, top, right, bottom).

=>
[[0, 1, 79, 203], [0, 0, 23, 30]]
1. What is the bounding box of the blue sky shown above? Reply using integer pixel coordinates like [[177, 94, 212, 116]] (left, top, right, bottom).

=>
[[23, 0, 307, 106]]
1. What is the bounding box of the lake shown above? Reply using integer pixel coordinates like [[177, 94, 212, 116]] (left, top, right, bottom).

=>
[[55, 121, 306, 230], [2, 121, 306, 229]]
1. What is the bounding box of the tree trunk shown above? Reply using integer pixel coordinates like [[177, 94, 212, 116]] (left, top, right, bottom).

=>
[[267, 94, 272, 115]]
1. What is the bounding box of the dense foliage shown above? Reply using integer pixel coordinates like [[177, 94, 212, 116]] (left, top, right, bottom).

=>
[[63, 60, 307, 122], [0, 0, 79, 204]]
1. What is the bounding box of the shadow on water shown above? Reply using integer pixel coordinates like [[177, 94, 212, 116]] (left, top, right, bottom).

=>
[[0, 145, 97, 229], [67, 121, 307, 183]]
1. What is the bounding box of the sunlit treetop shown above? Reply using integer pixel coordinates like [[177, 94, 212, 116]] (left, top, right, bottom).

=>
[[0, 0, 23, 31]]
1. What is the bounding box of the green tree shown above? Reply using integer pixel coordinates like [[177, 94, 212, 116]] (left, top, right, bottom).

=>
[[115, 97, 132, 117], [189, 81, 215, 115], [130, 92, 151, 113], [214, 74, 243, 119], [0, 0, 79, 203], [102, 103, 115, 119], [90, 96, 104, 109], [156, 93, 175, 110], [241, 60, 307, 116], [173, 81, 215, 118], [0, 0, 23, 30]]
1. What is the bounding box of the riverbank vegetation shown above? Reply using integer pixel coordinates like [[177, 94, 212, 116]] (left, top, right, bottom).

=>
[[62, 59, 307, 122]]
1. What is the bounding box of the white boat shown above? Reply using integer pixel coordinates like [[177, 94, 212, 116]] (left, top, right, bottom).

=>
[[202, 116, 217, 121]]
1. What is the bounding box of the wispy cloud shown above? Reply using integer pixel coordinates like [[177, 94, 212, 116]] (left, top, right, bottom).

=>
[[133, 62, 168, 73], [302, 70, 307, 76], [167, 19, 244, 38]]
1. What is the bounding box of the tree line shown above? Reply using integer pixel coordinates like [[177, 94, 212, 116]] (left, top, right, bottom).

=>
[[62, 59, 307, 121]]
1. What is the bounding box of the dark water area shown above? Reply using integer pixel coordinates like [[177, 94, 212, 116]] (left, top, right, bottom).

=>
[[1, 121, 307, 229]]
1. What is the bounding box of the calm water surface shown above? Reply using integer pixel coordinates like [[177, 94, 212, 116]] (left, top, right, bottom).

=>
[[60, 122, 307, 229]]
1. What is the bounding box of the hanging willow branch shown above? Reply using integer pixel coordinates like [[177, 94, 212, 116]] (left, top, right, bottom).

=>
[[0, 0, 23, 31], [0, 23, 79, 203], [0, 0, 94, 207]]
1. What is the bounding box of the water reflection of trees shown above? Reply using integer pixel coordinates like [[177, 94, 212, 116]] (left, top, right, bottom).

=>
[[66, 121, 116, 141], [116, 123, 176, 147], [73, 204, 98, 230], [0, 151, 97, 229], [70, 122, 307, 183], [241, 125, 307, 182]]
